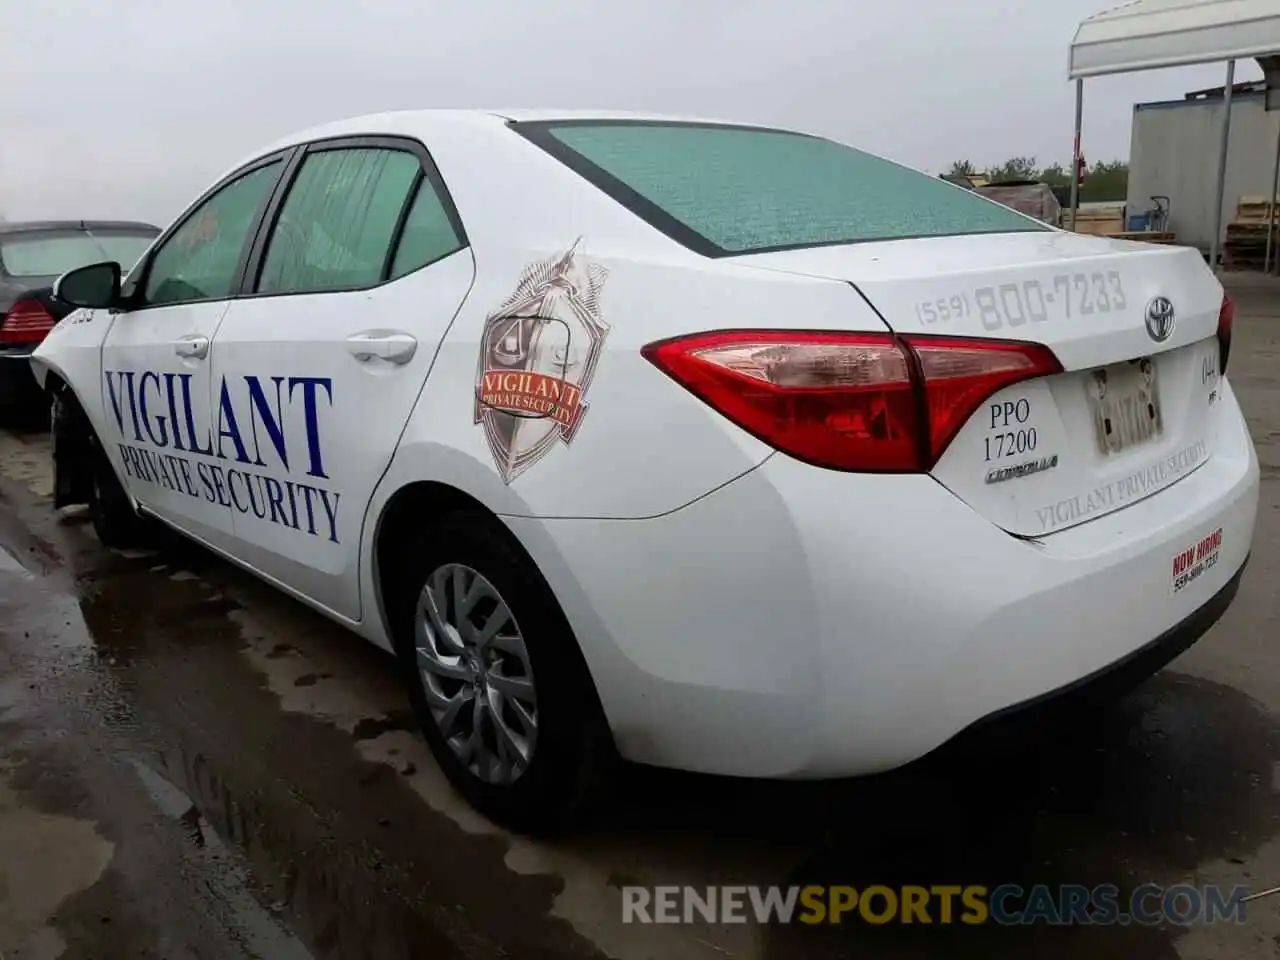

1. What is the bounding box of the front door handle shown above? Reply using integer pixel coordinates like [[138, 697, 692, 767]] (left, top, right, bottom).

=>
[[346, 331, 418, 365], [173, 334, 210, 359]]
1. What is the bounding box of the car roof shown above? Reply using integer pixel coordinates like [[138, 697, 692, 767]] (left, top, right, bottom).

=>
[[240, 108, 786, 168], [205, 109, 829, 266], [268, 108, 772, 141], [214, 108, 802, 202], [491, 108, 772, 126], [0, 219, 161, 235]]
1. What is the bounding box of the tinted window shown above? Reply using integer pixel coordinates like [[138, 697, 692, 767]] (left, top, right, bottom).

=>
[[257, 148, 420, 294], [0, 230, 157, 278], [389, 179, 464, 278], [531, 122, 1047, 256], [144, 161, 282, 307]]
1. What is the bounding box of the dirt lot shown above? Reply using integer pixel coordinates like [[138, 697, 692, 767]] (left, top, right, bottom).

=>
[[0, 273, 1277, 960]]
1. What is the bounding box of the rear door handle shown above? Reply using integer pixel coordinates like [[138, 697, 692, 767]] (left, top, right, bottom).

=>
[[173, 334, 210, 359], [346, 331, 418, 365]]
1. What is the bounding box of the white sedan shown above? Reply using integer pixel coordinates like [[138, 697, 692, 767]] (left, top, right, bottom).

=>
[[32, 111, 1259, 832]]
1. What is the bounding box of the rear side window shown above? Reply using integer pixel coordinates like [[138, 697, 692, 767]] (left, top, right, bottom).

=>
[[389, 180, 464, 279], [0, 230, 157, 278], [522, 122, 1047, 256], [257, 148, 420, 294]]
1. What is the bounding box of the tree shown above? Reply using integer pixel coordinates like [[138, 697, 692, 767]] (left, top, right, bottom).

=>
[[1038, 163, 1070, 188], [1080, 160, 1128, 203], [939, 157, 1129, 203], [987, 156, 1039, 182]]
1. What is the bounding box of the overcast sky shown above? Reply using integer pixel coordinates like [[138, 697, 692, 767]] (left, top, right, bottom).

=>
[[0, 0, 1262, 226]]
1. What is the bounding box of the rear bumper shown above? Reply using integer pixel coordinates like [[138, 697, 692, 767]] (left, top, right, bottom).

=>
[[946, 553, 1247, 749], [509, 382, 1260, 778]]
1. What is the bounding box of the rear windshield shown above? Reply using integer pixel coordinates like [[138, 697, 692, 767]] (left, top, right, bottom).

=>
[[521, 121, 1047, 256], [0, 230, 158, 278]]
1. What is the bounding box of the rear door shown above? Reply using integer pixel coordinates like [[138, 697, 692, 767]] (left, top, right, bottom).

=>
[[736, 232, 1226, 537], [208, 136, 474, 619], [100, 156, 288, 548]]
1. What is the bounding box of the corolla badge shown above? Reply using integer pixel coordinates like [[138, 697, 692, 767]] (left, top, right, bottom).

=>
[[474, 240, 610, 483], [1144, 296, 1175, 342]]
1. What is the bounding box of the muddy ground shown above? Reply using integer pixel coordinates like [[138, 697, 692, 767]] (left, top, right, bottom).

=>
[[0, 273, 1277, 960]]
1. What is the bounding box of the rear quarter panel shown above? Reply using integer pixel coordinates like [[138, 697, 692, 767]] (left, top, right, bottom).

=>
[[378, 114, 893, 520], [406, 249, 891, 519]]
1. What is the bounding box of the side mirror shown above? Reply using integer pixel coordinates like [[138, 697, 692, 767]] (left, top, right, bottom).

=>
[[53, 261, 122, 310]]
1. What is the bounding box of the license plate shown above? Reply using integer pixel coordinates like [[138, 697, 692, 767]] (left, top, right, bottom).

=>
[[1087, 358, 1163, 456]]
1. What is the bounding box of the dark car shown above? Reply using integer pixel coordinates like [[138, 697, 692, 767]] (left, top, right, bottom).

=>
[[1, 220, 160, 416]]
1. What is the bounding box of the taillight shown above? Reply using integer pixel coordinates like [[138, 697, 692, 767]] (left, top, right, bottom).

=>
[[642, 330, 1062, 472], [0, 298, 56, 345], [907, 336, 1062, 464], [1218, 294, 1234, 376]]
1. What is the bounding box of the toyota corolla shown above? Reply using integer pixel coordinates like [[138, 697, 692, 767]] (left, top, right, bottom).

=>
[[30, 111, 1259, 832]]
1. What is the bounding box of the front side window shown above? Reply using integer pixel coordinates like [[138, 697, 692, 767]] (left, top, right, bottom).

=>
[[522, 121, 1048, 256], [257, 148, 421, 294], [0, 230, 158, 278], [143, 161, 282, 307]]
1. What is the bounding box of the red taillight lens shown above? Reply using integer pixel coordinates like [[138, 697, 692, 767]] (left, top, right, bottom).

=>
[[907, 336, 1062, 464], [1218, 294, 1234, 376], [0, 299, 56, 345], [643, 331, 919, 470], [642, 330, 1062, 472]]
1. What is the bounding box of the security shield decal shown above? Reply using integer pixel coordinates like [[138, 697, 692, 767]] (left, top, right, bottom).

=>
[[474, 242, 610, 483]]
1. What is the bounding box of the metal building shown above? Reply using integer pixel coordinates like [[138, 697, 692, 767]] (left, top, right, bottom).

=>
[[1127, 80, 1280, 254]]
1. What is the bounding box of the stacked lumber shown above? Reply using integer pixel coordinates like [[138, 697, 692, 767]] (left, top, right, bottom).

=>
[[974, 183, 1061, 224], [1102, 231, 1179, 244], [1072, 204, 1126, 236], [1223, 195, 1279, 270]]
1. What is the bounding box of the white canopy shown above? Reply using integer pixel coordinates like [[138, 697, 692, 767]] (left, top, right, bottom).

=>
[[1070, 0, 1280, 78]]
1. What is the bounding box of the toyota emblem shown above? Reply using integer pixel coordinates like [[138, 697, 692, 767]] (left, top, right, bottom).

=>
[[1145, 296, 1175, 342]]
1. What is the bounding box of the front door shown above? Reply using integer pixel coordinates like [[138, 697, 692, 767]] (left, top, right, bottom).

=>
[[100, 156, 286, 548], [208, 138, 473, 619]]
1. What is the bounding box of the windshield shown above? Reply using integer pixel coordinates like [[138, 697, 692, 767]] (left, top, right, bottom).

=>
[[522, 121, 1048, 257], [0, 230, 158, 278]]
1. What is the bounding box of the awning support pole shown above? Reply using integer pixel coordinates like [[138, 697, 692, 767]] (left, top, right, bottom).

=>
[[1209, 59, 1236, 272], [1069, 78, 1083, 231], [1266, 117, 1280, 274]]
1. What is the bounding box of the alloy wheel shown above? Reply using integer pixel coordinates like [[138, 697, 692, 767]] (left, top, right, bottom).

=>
[[414, 563, 538, 784]]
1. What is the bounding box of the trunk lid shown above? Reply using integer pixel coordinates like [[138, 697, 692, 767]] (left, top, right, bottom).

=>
[[734, 231, 1226, 537]]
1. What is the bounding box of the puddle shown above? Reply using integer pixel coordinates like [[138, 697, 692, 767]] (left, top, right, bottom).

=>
[[147, 742, 475, 960], [128, 758, 313, 960], [0, 770, 114, 959]]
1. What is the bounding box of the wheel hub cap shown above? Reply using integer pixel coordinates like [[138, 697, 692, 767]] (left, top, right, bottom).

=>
[[414, 564, 537, 785]]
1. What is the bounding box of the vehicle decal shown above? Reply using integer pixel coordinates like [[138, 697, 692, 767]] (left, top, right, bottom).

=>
[[474, 241, 610, 484], [913, 271, 1130, 330], [1172, 527, 1223, 594], [1032, 439, 1207, 533], [102, 370, 343, 543], [983, 396, 1041, 466]]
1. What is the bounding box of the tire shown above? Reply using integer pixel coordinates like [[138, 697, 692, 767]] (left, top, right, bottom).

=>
[[391, 509, 612, 834], [87, 438, 153, 549]]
